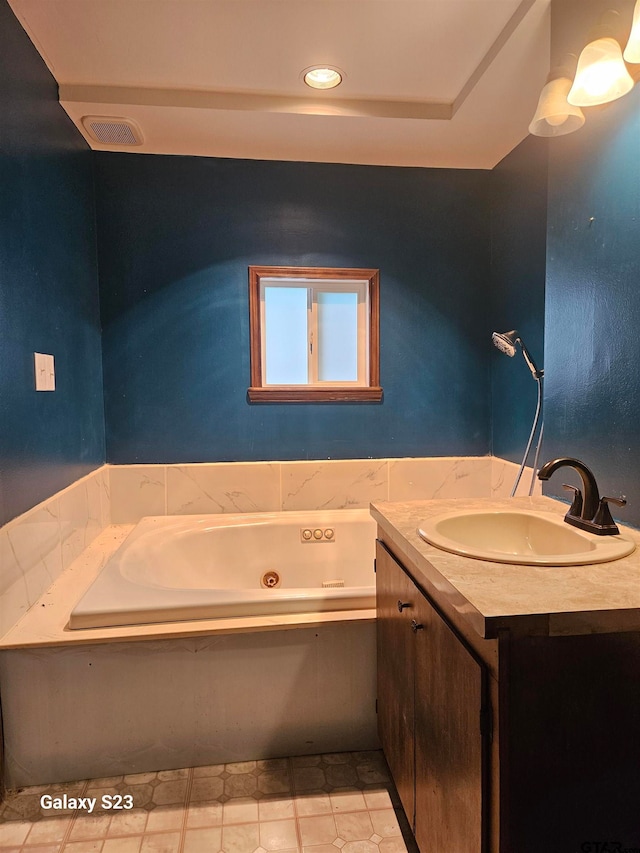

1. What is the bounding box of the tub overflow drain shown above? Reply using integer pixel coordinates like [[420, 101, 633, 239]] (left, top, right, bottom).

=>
[[262, 571, 280, 589]]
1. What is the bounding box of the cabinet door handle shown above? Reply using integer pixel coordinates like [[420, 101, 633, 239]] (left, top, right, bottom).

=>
[[397, 600, 411, 612], [411, 619, 424, 633]]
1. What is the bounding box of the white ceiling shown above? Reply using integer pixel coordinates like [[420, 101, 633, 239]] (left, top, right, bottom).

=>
[[9, 0, 551, 169]]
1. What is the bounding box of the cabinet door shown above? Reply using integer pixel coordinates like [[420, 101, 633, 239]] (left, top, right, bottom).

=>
[[413, 591, 486, 853], [376, 540, 417, 824]]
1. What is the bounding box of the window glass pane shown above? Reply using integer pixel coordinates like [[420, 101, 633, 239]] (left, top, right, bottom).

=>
[[264, 286, 308, 384], [317, 291, 358, 381]]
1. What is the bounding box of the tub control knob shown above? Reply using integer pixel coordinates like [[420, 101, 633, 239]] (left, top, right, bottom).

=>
[[302, 529, 313, 540], [313, 528, 323, 540], [324, 528, 334, 540]]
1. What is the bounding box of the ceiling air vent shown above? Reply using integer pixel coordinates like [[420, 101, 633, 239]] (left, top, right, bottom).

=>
[[81, 116, 143, 146]]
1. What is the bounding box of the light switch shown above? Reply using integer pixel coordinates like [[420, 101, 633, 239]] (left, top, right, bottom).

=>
[[34, 353, 55, 391]]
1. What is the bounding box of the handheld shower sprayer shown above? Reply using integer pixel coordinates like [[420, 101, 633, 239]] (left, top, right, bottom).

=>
[[491, 330, 543, 380], [492, 329, 544, 497]]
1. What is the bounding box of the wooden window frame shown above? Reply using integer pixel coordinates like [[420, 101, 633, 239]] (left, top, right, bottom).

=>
[[248, 265, 382, 402]]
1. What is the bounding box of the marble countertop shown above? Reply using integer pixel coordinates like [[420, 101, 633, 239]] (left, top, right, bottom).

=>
[[370, 496, 640, 639]]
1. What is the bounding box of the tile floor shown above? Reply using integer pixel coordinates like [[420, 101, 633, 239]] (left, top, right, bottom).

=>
[[0, 751, 418, 853]]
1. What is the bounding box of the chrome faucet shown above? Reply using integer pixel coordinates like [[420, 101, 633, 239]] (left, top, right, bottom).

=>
[[537, 457, 626, 536]]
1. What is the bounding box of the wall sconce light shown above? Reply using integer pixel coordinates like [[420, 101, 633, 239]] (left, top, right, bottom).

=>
[[529, 59, 585, 137], [623, 0, 640, 63], [568, 11, 634, 107]]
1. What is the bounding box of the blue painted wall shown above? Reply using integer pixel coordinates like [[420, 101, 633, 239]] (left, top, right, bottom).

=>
[[0, 0, 105, 525], [490, 135, 548, 464], [95, 154, 492, 462], [540, 0, 640, 526], [543, 80, 640, 525]]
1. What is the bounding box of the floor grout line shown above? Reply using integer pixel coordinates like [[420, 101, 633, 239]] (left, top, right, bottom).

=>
[[175, 766, 194, 853], [288, 757, 303, 853], [49, 780, 89, 853]]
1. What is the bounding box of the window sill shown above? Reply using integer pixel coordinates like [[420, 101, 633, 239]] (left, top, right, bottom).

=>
[[247, 386, 383, 403]]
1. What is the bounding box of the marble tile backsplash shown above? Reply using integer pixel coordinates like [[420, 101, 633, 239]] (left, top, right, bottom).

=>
[[58, 471, 105, 570], [389, 456, 492, 502], [282, 459, 389, 511], [0, 467, 110, 638], [108, 456, 500, 523], [491, 457, 543, 498], [109, 465, 166, 523], [167, 463, 281, 516], [0, 456, 540, 639]]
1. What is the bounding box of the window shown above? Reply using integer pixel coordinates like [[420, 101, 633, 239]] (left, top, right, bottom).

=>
[[248, 266, 381, 402]]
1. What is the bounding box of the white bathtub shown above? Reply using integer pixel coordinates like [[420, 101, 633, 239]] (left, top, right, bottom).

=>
[[70, 509, 376, 629]]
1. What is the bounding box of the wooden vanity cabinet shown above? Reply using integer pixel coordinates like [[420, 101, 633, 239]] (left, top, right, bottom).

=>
[[376, 540, 489, 853], [376, 541, 417, 823], [376, 536, 640, 853]]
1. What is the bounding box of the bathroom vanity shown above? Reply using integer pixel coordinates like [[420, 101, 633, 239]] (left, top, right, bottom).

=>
[[371, 496, 640, 853]]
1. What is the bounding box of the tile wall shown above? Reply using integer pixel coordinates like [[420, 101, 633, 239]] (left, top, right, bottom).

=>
[[0, 468, 110, 638], [107, 457, 499, 524]]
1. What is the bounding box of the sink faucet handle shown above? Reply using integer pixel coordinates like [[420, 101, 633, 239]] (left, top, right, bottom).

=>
[[601, 495, 626, 508], [592, 496, 626, 534], [562, 484, 583, 518]]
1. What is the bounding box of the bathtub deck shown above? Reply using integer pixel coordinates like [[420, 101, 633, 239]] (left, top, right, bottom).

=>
[[0, 524, 375, 650]]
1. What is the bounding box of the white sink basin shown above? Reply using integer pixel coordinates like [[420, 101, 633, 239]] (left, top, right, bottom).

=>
[[417, 510, 636, 566]]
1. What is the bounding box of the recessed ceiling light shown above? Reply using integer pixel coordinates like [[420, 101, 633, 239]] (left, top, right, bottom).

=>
[[303, 66, 343, 90]]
